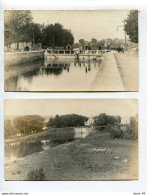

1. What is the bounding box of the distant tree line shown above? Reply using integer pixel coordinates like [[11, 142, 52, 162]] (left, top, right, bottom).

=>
[[5, 115, 45, 138], [47, 114, 88, 128], [4, 10, 74, 49], [5, 10, 138, 51], [76, 37, 137, 51], [4, 114, 88, 138], [93, 113, 138, 140], [5, 113, 137, 140]]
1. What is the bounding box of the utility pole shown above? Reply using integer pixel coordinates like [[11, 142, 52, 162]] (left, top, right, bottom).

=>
[[122, 20, 127, 51], [117, 19, 127, 51]]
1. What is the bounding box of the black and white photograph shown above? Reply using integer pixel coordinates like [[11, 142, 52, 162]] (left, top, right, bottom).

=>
[[4, 10, 138, 92], [5, 99, 138, 181]]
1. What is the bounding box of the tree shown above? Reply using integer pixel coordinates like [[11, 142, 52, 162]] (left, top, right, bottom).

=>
[[22, 23, 43, 44], [93, 113, 121, 127], [125, 115, 138, 139], [47, 114, 88, 128], [42, 23, 74, 48], [4, 10, 33, 47], [5, 119, 17, 138], [79, 39, 86, 48], [124, 10, 138, 43], [13, 115, 45, 136]]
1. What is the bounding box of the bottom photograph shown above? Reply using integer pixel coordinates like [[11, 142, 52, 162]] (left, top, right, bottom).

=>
[[4, 99, 138, 181]]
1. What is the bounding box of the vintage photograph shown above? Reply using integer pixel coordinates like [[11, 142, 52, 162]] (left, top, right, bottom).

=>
[[5, 99, 138, 180], [4, 10, 138, 91]]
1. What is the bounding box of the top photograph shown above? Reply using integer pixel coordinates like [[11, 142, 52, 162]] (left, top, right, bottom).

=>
[[4, 10, 138, 92]]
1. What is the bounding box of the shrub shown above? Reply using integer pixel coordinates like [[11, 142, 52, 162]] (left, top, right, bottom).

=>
[[105, 124, 124, 139], [27, 168, 46, 181], [123, 116, 138, 140]]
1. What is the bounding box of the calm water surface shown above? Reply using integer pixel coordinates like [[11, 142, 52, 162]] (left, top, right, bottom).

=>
[[5, 130, 90, 163], [5, 58, 103, 91]]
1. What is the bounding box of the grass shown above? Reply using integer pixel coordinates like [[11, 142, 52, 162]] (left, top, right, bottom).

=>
[[5, 131, 138, 181]]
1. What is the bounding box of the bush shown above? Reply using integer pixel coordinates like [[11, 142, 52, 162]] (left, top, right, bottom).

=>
[[123, 116, 138, 140], [27, 168, 46, 181], [105, 124, 124, 139]]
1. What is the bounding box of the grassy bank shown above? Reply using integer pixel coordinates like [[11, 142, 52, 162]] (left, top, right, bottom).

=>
[[5, 131, 138, 181]]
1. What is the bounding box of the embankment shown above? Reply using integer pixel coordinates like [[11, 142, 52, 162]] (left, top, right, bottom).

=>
[[5, 50, 45, 66]]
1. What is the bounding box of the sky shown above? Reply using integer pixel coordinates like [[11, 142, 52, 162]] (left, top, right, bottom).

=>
[[5, 99, 138, 121], [31, 10, 130, 42]]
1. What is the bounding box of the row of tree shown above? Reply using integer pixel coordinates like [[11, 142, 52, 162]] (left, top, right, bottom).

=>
[[4, 10, 74, 49], [5, 115, 45, 138], [4, 10, 138, 50], [5, 113, 138, 140], [5, 114, 88, 138], [47, 114, 88, 128]]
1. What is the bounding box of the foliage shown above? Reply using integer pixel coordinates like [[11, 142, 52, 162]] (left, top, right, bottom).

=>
[[124, 115, 138, 140], [4, 119, 17, 138], [4, 10, 33, 46], [93, 113, 121, 127], [13, 115, 45, 135], [105, 124, 124, 139], [27, 168, 46, 181], [47, 114, 88, 128], [124, 10, 138, 43], [42, 23, 74, 48]]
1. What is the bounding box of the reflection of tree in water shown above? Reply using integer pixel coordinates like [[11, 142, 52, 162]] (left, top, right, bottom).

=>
[[5, 143, 19, 159], [18, 141, 43, 157], [5, 75, 18, 91], [43, 63, 70, 76], [44, 67, 63, 76], [22, 68, 41, 84]]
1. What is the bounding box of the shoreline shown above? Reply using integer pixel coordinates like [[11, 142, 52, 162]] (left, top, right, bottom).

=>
[[5, 131, 138, 181]]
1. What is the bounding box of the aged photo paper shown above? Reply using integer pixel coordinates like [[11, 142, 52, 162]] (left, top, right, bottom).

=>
[[5, 99, 138, 180], [4, 10, 138, 92]]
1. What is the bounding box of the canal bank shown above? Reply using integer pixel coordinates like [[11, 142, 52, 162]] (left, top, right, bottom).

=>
[[90, 51, 125, 91], [5, 131, 137, 181], [5, 50, 44, 67]]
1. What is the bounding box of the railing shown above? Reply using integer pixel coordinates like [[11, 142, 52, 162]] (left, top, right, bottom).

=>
[[46, 49, 107, 55]]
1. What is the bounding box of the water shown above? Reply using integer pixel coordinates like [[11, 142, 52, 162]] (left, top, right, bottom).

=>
[[5, 130, 90, 163], [5, 58, 103, 91]]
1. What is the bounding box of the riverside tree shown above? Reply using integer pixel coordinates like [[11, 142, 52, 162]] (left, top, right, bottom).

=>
[[47, 114, 88, 128], [4, 10, 33, 47], [124, 10, 138, 43], [13, 115, 45, 136], [5, 119, 17, 138], [93, 113, 121, 127], [42, 23, 74, 48]]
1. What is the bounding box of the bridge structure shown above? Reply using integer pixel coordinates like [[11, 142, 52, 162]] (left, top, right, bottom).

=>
[[44, 49, 108, 60]]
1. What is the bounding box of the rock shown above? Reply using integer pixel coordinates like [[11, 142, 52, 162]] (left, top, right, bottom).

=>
[[122, 159, 128, 163], [114, 156, 120, 160]]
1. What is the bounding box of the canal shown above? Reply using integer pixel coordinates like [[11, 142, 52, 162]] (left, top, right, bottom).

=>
[[5, 57, 103, 91], [5, 128, 91, 163]]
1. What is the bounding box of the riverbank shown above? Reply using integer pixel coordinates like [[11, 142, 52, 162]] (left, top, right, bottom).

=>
[[114, 51, 138, 91], [5, 131, 138, 181], [5, 50, 45, 67]]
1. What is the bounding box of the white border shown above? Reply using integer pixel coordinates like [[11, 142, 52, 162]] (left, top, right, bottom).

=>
[[0, 0, 147, 193]]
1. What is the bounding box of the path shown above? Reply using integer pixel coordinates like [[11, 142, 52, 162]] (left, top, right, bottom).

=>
[[90, 51, 125, 91]]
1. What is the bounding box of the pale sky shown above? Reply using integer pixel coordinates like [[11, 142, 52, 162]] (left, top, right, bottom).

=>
[[5, 99, 137, 119], [31, 10, 130, 42]]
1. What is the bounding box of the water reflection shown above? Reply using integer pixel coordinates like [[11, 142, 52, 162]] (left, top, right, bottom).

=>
[[5, 129, 90, 163], [5, 58, 103, 91]]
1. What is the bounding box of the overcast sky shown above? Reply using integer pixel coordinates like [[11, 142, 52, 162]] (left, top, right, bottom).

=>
[[31, 10, 130, 42], [5, 99, 137, 120]]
